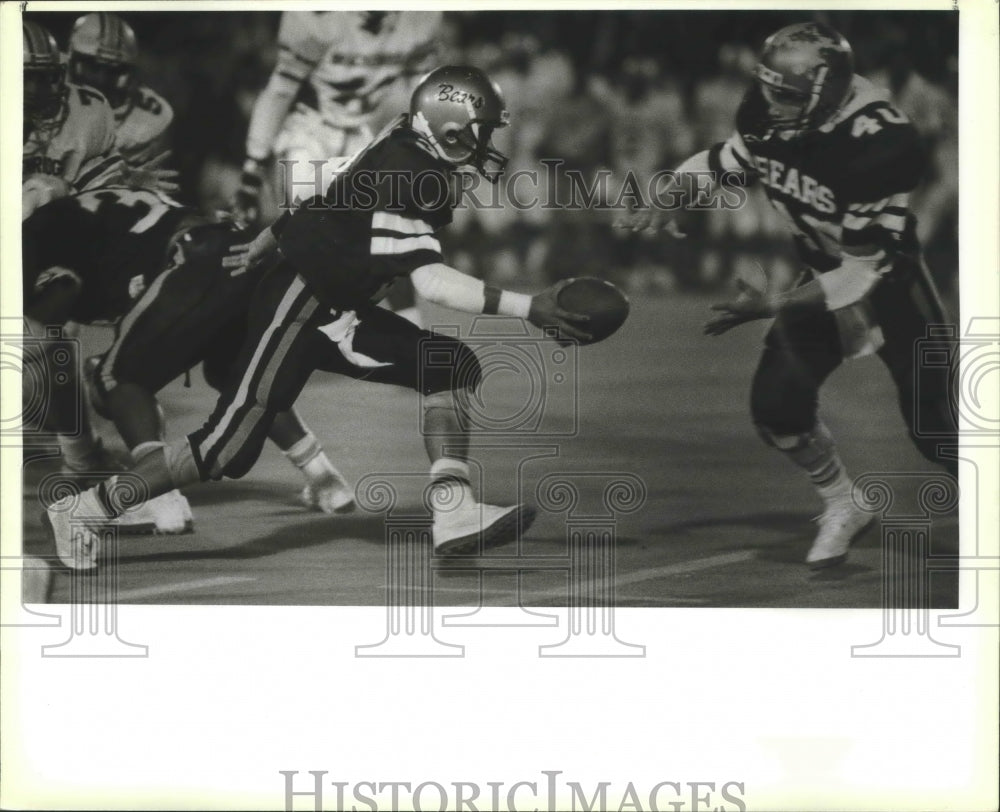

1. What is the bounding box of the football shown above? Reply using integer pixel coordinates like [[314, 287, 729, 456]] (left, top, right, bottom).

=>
[[556, 277, 631, 345]]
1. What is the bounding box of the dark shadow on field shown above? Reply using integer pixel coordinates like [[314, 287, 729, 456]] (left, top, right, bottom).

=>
[[114, 513, 397, 565]]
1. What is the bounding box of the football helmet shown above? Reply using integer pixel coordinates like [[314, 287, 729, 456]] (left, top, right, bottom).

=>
[[23, 21, 67, 123], [754, 22, 854, 135], [410, 65, 510, 183], [68, 13, 138, 109]]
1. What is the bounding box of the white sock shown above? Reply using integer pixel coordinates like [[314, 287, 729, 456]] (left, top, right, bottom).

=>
[[429, 458, 473, 513], [58, 430, 100, 471], [774, 422, 851, 504], [284, 431, 342, 485]]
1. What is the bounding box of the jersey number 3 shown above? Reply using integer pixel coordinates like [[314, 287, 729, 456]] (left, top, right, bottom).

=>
[[77, 189, 176, 234]]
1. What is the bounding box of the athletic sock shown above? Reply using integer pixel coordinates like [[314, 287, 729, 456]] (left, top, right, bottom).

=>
[[283, 431, 341, 484], [429, 458, 474, 513], [778, 421, 851, 504], [58, 429, 102, 472]]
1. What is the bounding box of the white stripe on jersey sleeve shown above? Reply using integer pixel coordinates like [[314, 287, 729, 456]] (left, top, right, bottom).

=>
[[846, 193, 909, 215], [371, 211, 435, 236], [371, 234, 441, 256], [720, 131, 754, 172], [842, 211, 907, 233]]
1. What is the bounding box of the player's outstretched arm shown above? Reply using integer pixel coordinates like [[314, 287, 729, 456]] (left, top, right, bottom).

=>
[[222, 226, 279, 277], [615, 149, 719, 236], [704, 243, 883, 336], [411, 264, 591, 345]]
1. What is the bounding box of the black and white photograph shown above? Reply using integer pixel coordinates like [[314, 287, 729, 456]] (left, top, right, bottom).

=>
[[1, 2, 997, 810]]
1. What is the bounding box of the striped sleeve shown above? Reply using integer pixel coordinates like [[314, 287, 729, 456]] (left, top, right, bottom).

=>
[[275, 11, 332, 84], [708, 131, 755, 184], [369, 211, 443, 277], [841, 192, 911, 256], [74, 102, 128, 190]]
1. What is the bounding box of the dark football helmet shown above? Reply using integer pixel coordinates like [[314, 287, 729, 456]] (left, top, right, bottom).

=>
[[410, 65, 510, 182], [754, 22, 854, 135]]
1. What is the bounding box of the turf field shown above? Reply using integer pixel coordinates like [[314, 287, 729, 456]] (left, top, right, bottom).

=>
[[21, 294, 959, 608]]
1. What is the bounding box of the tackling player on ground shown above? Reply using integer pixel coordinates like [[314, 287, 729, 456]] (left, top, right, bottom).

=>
[[23, 186, 356, 535], [44, 66, 592, 571], [626, 22, 958, 568], [22, 19, 179, 486]]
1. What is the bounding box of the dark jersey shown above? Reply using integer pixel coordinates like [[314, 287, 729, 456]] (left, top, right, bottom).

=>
[[23, 187, 192, 323], [276, 119, 453, 310], [709, 75, 926, 272]]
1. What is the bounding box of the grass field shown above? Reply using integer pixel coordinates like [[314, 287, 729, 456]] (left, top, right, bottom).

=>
[[21, 293, 958, 608]]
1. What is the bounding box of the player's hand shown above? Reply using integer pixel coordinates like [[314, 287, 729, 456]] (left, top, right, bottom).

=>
[[528, 279, 592, 346], [222, 227, 277, 277], [704, 279, 778, 336], [232, 159, 265, 228], [124, 151, 180, 195], [613, 207, 687, 238]]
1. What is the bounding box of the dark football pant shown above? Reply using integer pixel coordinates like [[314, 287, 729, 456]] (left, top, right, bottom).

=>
[[95, 223, 255, 401], [188, 262, 482, 481], [750, 258, 958, 474]]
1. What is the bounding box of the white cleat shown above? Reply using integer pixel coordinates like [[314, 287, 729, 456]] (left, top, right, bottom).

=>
[[807, 494, 875, 569], [299, 475, 356, 515], [116, 489, 194, 535], [433, 501, 536, 556], [41, 491, 106, 570]]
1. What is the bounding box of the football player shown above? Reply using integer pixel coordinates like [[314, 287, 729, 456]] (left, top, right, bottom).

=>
[[625, 23, 958, 568], [43, 66, 592, 571], [24, 186, 354, 535], [233, 11, 442, 325], [68, 12, 173, 167], [22, 20, 177, 220], [234, 10, 441, 223]]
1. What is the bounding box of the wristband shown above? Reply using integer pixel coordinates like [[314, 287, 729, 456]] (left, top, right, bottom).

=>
[[498, 290, 532, 319], [483, 285, 501, 315]]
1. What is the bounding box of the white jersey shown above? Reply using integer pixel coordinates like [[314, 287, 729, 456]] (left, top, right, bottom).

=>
[[276, 10, 440, 129], [113, 84, 173, 166], [23, 83, 127, 192]]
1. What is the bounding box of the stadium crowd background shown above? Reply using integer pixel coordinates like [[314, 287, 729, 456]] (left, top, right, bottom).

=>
[[33, 10, 959, 300]]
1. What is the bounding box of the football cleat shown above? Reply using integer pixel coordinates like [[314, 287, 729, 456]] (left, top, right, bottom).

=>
[[116, 489, 194, 535], [42, 489, 108, 570], [806, 493, 875, 569], [433, 501, 536, 555], [299, 474, 356, 515]]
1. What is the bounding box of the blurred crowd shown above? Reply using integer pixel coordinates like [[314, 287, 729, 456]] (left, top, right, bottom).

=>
[[37, 10, 960, 298]]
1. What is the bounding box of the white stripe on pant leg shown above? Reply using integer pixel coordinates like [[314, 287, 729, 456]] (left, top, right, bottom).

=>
[[199, 275, 306, 458], [212, 297, 319, 473], [100, 266, 177, 391]]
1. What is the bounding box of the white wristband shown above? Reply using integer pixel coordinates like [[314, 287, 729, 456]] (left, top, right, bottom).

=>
[[498, 290, 532, 319]]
